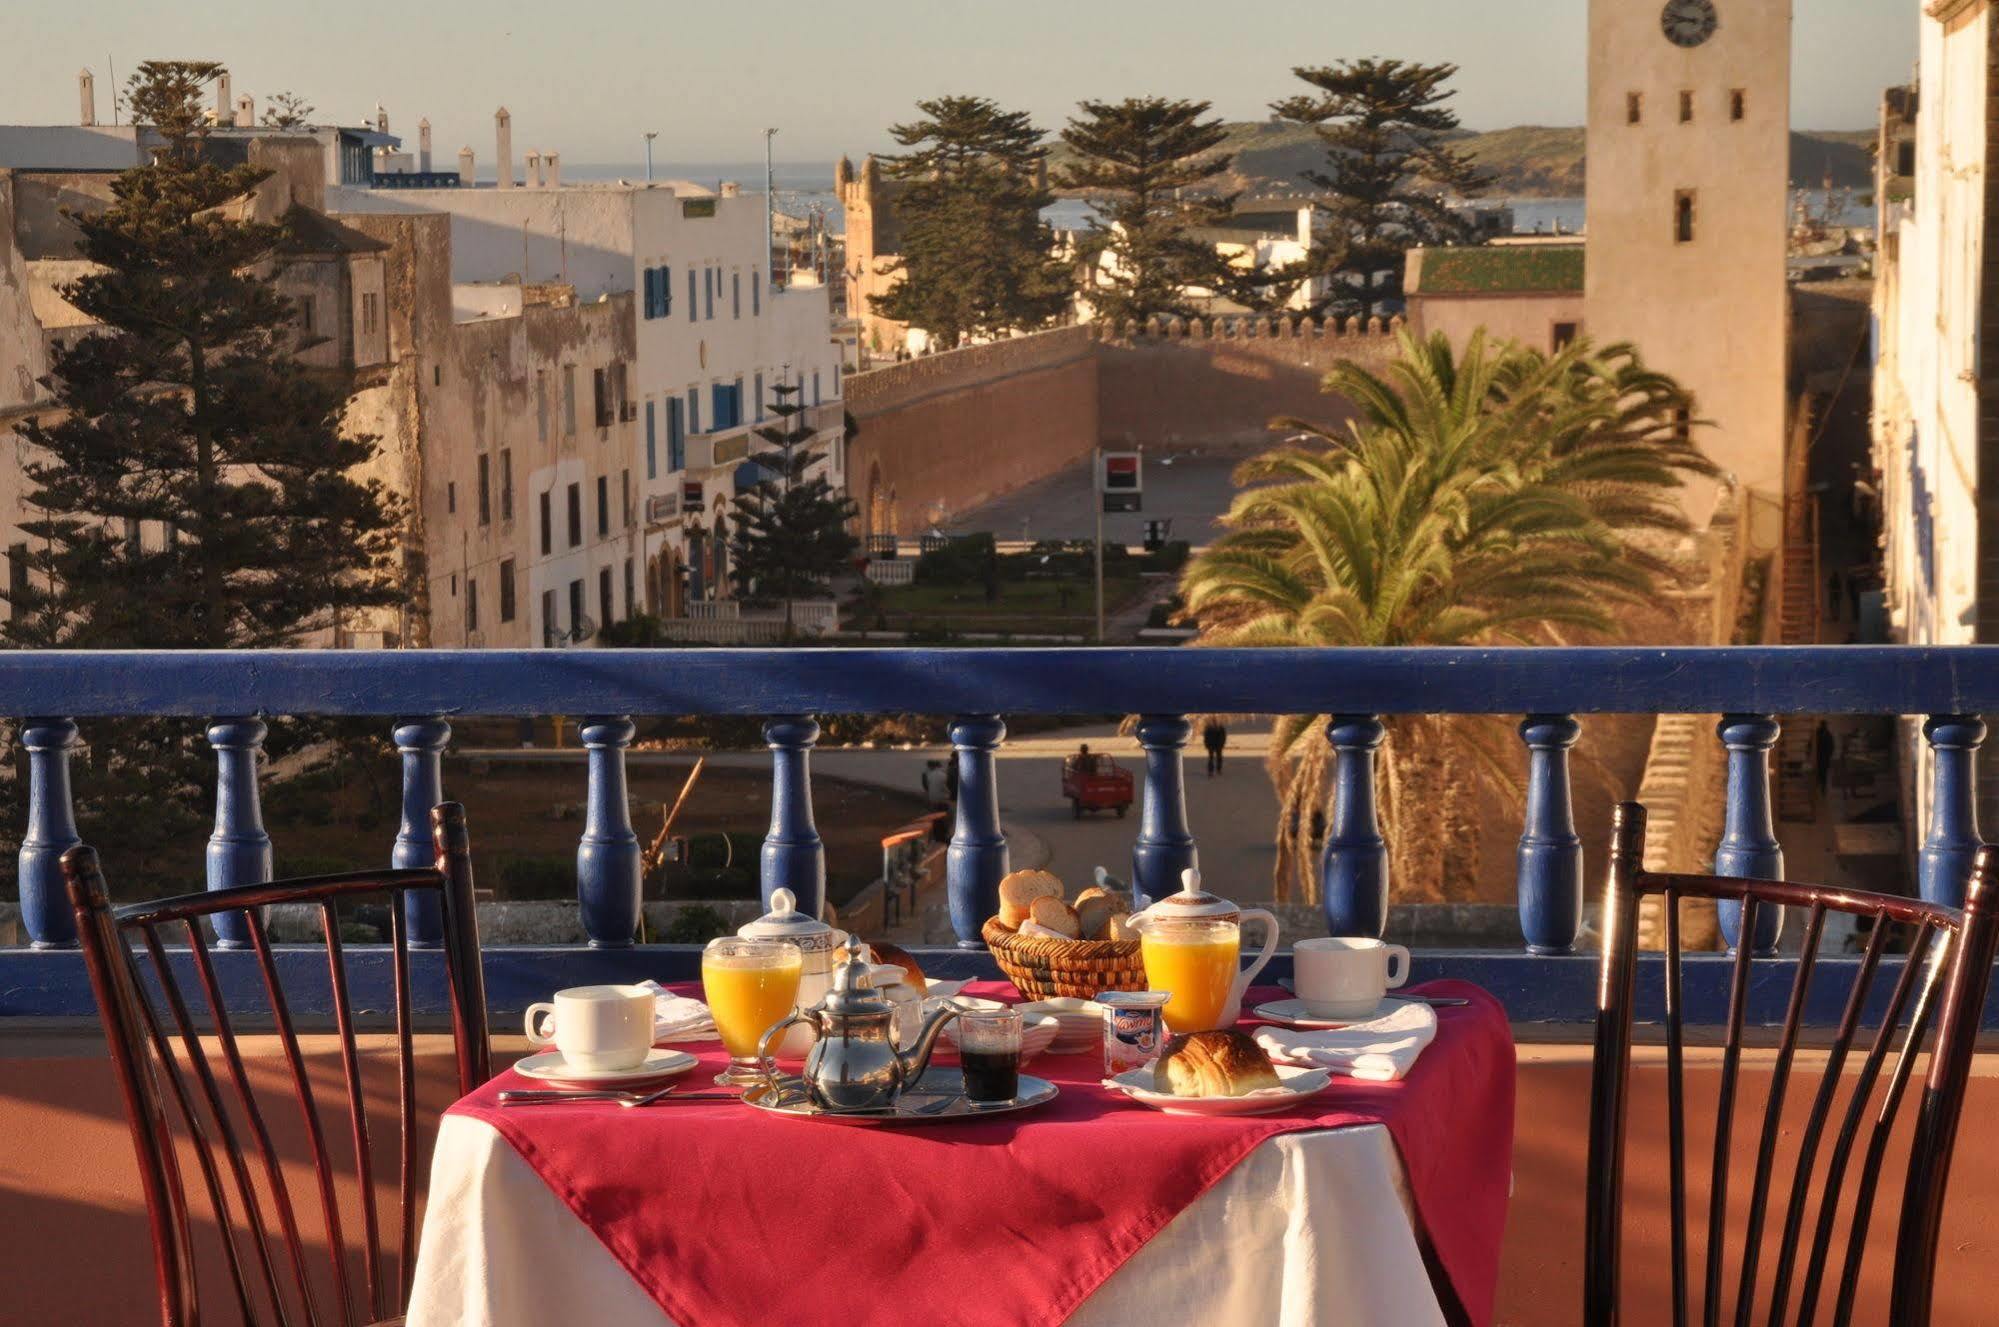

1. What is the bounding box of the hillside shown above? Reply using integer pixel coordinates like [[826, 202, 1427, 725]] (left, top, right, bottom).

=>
[[1049, 123, 1876, 200]]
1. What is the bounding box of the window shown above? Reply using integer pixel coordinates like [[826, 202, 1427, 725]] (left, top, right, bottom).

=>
[[732, 271, 741, 319], [646, 399, 658, 479], [447, 481, 456, 515], [541, 588, 557, 643], [1896, 140, 1915, 176], [705, 266, 714, 320], [621, 469, 631, 526], [301, 297, 316, 335], [569, 578, 585, 633], [754, 371, 764, 422], [687, 387, 701, 435], [500, 450, 514, 521], [1730, 89, 1746, 122], [540, 491, 553, 555], [562, 366, 577, 436], [1674, 190, 1697, 244], [536, 371, 549, 441], [360, 292, 379, 336], [1678, 91, 1694, 124], [623, 558, 634, 617], [668, 397, 686, 472], [599, 566, 614, 628], [687, 268, 696, 322], [1626, 92, 1642, 125], [597, 475, 610, 537], [752, 272, 761, 316], [1672, 407, 1692, 442], [594, 367, 612, 429], [644, 266, 662, 319], [1552, 322, 1579, 352], [433, 364, 441, 387], [499, 559, 517, 622], [712, 380, 742, 432], [813, 370, 822, 406], [466, 577, 479, 634], [477, 454, 491, 527], [567, 482, 582, 547], [833, 362, 841, 396], [660, 266, 672, 317]]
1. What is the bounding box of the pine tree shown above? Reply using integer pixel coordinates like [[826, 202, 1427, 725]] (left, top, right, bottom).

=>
[[727, 383, 858, 631], [872, 96, 1071, 346], [1271, 60, 1492, 320], [260, 91, 315, 129], [1058, 98, 1241, 327]]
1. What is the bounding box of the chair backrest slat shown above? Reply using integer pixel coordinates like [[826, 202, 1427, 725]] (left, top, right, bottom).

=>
[[63, 802, 490, 1327], [1588, 801, 1999, 1327], [322, 901, 386, 1323]]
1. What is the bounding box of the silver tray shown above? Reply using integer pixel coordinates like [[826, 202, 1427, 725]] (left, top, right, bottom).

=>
[[741, 1067, 1058, 1125]]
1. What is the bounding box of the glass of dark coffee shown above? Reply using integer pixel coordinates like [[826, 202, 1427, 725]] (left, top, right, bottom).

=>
[[957, 1009, 1023, 1102]]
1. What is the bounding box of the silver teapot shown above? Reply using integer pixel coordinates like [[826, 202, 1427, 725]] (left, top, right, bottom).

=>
[[758, 936, 959, 1111]]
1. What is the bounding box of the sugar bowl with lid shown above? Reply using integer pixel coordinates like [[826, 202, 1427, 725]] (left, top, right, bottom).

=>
[[737, 887, 847, 1055]]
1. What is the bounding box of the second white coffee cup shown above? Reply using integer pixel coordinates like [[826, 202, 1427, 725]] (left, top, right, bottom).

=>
[[523, 984, 656, 1072], [1292, 937, 1411, 1019]]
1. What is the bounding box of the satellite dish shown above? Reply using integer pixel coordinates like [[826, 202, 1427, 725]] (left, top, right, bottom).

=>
[[573, 614, 597, 643]]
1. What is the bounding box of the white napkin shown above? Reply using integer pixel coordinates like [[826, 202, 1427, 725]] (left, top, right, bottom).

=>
[[1252, 999, 1438, 1082], [634, 980, 717, 1041]]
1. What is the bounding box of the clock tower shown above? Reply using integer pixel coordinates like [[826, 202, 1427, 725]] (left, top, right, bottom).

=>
[[1585, 0, 1792, 504]]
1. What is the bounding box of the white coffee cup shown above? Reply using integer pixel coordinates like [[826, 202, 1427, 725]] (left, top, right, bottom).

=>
[[1292, 937, 1411, 1019], [523, 984, 656, 1072]]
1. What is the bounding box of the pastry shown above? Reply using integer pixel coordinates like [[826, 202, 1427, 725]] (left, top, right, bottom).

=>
[[1027, 895, 1082, 939], [1152, 1030, 1282, 1098], [998, 869, 1064, 927], [868, 940, 926, 995]]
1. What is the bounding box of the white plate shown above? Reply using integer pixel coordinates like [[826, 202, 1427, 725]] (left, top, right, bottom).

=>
[[1103, 1062, 1334, 1116], [1016, 999, 1104, 1055], [919, 978, 969, 1002], [925, 994, 1005, 1016], [513, 1048, 699, 1086], [1252, 996, 1411, 1030]]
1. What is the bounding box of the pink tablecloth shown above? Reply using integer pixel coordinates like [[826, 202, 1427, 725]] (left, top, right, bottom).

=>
[[447, 979, 1514, 1327]]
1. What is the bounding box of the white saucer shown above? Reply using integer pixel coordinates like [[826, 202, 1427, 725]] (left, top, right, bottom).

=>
[[1103, 1062, 1334, 1116], [514, 1048, 699, 1086], [1253, 997, 1409, 1029]]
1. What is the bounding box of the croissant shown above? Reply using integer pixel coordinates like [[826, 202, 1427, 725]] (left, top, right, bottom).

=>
[[1153, 1030, 1282, 1097]]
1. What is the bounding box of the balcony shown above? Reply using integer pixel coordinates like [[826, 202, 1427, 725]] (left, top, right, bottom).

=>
[[4, 644, 1999, 1322]]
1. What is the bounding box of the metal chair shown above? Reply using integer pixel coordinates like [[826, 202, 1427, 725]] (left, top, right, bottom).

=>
[[1585, 801, 1998, 1327], [64, 802, 491, 1327]]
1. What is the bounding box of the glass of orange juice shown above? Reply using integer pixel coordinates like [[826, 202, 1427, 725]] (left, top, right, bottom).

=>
[[1140, 918, 1241, 1033], [702, 937, 803, 1086]]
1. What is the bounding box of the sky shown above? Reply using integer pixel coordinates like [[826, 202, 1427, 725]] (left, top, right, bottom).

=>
[[1, 0, 1918, 166]]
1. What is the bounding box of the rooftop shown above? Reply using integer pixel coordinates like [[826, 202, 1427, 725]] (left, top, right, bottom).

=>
[[1408, 243, 1585, 296]]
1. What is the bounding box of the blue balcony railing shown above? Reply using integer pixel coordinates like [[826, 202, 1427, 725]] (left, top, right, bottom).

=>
[[1, 646, 1995, 1027]]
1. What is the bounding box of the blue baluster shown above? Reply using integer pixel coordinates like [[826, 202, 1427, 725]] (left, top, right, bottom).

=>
[[1715, 714, 1784, 955], [1321, 715, 1389, 938], [393, 718, 451, 948], [18, 718, 80, 949], [207, 717, 273, 949], [1919, 715, 1985, 907], [1131, 714, 1198, 907], [762, 715, 826, 920], [948, 714, 1008, 948], [1517, 714, 1584, 954], [577, 716, 641, 948]]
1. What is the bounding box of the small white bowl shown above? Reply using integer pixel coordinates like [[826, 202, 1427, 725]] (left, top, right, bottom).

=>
[[941, 1013, 1061, 1063], [1016, 998, 1105, 1054]]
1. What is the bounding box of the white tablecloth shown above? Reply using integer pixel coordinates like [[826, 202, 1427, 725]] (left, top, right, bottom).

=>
[[407, 1114, 1447, 1327]]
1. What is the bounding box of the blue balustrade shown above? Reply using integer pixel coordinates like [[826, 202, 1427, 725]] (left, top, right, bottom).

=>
[[947, 714, 1008, 947], [1714, 714, 1784, 955], [762, 716, 827, 920], [1322, 714, 1388, 938], [393, 718, 451, 948], [18, 718, 80, 949], [1131, 714, 1197, 907], [1517, 714, 1584, 955], [206, 717, 273, 949], [1919, 715, 1984, 908], [577, 716, 641, 948]]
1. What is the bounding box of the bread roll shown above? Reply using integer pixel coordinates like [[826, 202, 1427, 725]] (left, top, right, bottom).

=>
[[998, 869, 1064, 927], [1027, 895, 1082, 939], [1105, 914, 1138, 942], [1152, 1031, 1281, 1097], [1074, 894, 1113, 940], [1075, 884, 1133, 916], [867, 940, 926, 994]]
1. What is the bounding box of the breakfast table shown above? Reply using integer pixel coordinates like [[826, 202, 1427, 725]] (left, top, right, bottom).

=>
[[405, 979, 1514, 1327]]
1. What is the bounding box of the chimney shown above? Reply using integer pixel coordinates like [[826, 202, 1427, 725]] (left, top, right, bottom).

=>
[[457, 145, 475, 186], [526, 149, 542, 187], [375, 103, 388, 136], [721, 181, 741, 198], [495, 107, 513, 189], [545, 151, 560, 188], [216, 72, 231, 122], [78, 68, 95, 126], [418, 117, 432, 173], [235, 94, 254, 128]]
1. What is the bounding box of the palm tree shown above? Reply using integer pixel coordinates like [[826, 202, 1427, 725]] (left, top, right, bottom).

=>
[[1180, 329, 1716, 901]]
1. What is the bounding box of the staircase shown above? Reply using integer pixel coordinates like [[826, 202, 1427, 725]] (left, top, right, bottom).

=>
[[1774, 396, 1824, 823]]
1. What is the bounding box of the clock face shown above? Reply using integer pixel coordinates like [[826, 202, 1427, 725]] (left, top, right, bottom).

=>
[[1661, 0, 1719, 48]]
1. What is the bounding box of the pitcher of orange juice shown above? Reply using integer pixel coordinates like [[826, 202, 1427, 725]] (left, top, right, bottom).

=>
[[1127, 869, 1279, 1031]]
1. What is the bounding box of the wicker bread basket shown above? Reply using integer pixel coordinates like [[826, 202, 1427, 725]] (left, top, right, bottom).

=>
[[982, 917, 1147, 1000]]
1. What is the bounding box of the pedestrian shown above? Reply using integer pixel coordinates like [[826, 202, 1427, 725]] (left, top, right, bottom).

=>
[[1814, 719, 1835, 796], [1202, 717, 1227, 777]]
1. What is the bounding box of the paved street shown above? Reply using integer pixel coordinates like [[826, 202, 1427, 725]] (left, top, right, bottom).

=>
[[945, 452, 1259, 547]]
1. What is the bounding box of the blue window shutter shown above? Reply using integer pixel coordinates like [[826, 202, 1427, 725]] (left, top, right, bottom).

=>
[[669, 397, 686, 471], [687, 387, 699, 435], [754, 371, 764, 421], [705, 268, 714, 320], [733, 272, 741, 319], [645, 400, 657, 478], [662, 265, 672, 317], [687, 268, 696, 322], [753, 273, 761, 316]]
